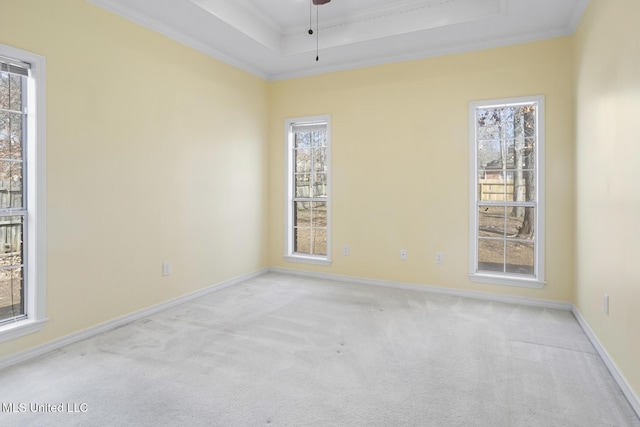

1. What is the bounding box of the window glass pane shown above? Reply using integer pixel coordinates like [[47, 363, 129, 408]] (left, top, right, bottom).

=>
[[311, 131, 326, 148], [478, 239, 504, 273], [506, 207, 524, 236], [295, 174, 310, 198], [477, 139, 503, 171], [0, 216, 23, 258], [0, 214, 24, 321], [295, 132, 310, 148], [479, 206, 505, 238], [508, 207, 535, 239], [506, 241, 534, 275], [0, 161, 22, 209], [478, 171, 509, 202], [476, 108, 501, 140], [295, 148, 311, 173], [311, 202, 327, 227], [293, 227, 310, 254], [294, 202, 310, 228], [521, 105, 536, 138], [0, 73, 8, 110], [521, 170, 535, 202], [0, 111, 23, 160], [498, 110, 516, 139], [312, 228, 327, 255], [9, 74, 22, 112], [313, 147, 327, 171], [503, 138, 535, 171], [313, 173, 327, 197], [0, 72, 23, 112], [0, 266, 23, 322], [504, 138, 517, 170]]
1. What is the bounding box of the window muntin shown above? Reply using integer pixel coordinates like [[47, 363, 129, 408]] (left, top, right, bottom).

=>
[[470, 96, 545, 287], [285, 117, 330, 264]]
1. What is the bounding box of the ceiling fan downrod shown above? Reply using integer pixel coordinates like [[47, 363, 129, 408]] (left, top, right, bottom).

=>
[[309, 0, 331, 61]]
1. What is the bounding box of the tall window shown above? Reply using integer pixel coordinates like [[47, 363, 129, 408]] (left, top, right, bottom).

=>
[[469, 96, 545, 287], [285, 116, 331, 265], [0, 45, 46, 342]]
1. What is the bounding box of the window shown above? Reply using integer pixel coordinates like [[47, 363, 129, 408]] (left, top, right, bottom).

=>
[[0, 45, 47, 342], [469, 96, 545, 287], [285, 116, 331, 265]]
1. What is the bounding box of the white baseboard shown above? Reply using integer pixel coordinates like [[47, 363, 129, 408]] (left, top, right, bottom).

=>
[[0, 268, 268, 371], [571, 306, 640, 419], [268, 267, 573, 311], [2, 266, 638, 421]]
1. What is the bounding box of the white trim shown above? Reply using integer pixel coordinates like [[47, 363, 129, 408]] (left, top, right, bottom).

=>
[[469, 273, 546, 288], [284, 115, 332, 265], [0, 44, 47, 343], [572, 306, 640, 419], [0, 268, 267, 371], [269, 267, 572, 311], [0, 318, 49, 344], [87, 0, 269, 80], [87, 0, 580, 82], [283, 255, 331, 266], [2, 265, 638, 420], [268, 28, 576, 82], [468, 95, 545, 288]]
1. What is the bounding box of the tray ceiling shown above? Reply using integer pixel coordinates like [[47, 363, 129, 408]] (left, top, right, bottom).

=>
[[88, 0, 589, 81]]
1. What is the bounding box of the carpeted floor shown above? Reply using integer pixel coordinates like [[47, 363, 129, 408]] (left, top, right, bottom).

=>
[[0, 272, 638, 426]]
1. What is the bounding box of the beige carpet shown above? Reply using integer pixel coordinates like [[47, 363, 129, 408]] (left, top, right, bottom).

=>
[[0, 272, 638, 426]]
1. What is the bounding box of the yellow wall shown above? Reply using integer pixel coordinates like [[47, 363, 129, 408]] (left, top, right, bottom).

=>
[[0, 0, 268, 358], [574, 0, 640, 400], [3, 0, 636, 403], [268, 38, 575, 302]]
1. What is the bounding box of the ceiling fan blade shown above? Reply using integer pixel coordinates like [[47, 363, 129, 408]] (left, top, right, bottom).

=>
[[312, 0, 331, 4]]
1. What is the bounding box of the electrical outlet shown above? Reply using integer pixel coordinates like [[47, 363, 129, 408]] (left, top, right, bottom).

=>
[[400, 249, 407, 260], [343, 245, 350, 256], [604, 295, 609, 315], [435, 252, 444, 264], [162, 262, 171, 276]]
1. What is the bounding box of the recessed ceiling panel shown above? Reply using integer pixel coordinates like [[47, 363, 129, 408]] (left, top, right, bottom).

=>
[[284, 0, 505, 55], [191, 0, 504, 55], [89, 0, 590, 81], [191, 0, 284, 53]]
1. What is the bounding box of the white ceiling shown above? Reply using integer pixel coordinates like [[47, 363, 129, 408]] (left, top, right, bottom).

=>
[[88, 0, 589, 81]]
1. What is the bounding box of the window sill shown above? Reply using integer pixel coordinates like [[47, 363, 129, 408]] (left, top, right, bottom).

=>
[[469, 273, 546, 289], [0, 317, 49, 344], [284, 255, 332, 266]]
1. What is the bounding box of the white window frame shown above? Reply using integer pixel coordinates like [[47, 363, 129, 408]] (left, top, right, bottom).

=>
[[469, 95, 545, 288], [0, 44, 47, 342], [284, 115, 331, 266]]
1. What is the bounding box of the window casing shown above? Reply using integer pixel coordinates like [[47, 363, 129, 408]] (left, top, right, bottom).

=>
[[469, 96, 545, 288], [0, 45, 47, 342], [284, 116, 331, 265]]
